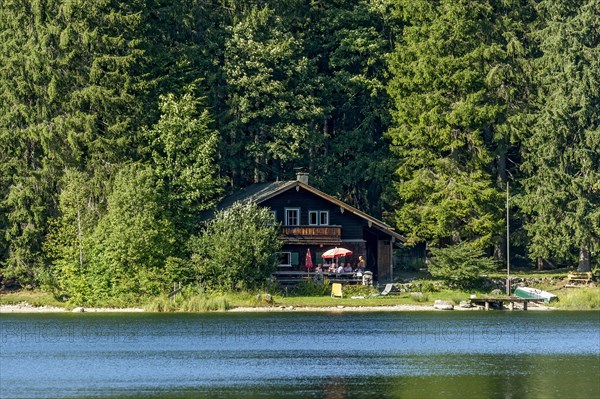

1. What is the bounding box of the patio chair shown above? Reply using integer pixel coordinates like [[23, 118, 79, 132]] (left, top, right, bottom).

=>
[[331, 283, 343, 298], [381, 283, 395, 296]]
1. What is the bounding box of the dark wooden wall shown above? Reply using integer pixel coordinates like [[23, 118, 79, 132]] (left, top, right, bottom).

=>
[[263, 187, 368, 241], [264, 186, 400, 282]]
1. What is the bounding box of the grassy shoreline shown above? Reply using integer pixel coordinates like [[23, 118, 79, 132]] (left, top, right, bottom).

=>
[[2, 284, 599, 312]]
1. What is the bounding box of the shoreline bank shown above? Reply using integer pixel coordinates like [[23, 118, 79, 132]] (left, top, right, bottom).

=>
[[0, 303, 144, 313], [0, 302, 552, 313]]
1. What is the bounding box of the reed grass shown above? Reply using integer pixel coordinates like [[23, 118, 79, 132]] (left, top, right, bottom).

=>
[[144, 294, 230, 312], [410, 292, 430, 303], [553, 288, 600, 310]]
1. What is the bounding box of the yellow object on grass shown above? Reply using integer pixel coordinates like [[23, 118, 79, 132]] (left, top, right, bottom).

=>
[[331, 283, 343, 298]]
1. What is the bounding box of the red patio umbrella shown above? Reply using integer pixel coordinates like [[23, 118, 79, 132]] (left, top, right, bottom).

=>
[[305, 248, 314, 271], [321, 247, 352, 259]]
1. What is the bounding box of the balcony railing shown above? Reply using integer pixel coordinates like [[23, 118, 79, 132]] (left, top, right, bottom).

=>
[[280, 225, 341, 245]]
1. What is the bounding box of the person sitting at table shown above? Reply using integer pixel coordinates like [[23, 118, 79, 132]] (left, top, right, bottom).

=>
[[356, 256, 366, 273], [336, 264, 345, 274], [343, 263, 353, 273], [315, 264, 323, 273], [328, 263, 337, 273]]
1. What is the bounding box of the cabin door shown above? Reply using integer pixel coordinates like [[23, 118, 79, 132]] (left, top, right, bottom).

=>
[[377, 240, 392, 283]]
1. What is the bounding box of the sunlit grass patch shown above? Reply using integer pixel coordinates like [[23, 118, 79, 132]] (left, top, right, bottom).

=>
[[0, 290, 65, 308], [552, 288, 600, 310]]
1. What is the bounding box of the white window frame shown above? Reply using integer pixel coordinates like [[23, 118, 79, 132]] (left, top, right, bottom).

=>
[[319, 211, 329, 226], [278, 252, 292, 267], [285, 208, 300, 226], [309, 210, 329, 226], [308, 211, 319, 226]]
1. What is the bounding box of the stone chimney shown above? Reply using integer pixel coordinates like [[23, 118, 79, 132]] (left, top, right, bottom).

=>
[[296, 171, 309, 185]]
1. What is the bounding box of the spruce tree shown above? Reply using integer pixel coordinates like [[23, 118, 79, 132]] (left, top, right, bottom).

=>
[[222, 5, 322, 185], [302, 0, 397, 215], [0, 0, 149, 285], [145, 89, 224, 235], [520, 0, 600, 271], [386, 0, 506, 249]]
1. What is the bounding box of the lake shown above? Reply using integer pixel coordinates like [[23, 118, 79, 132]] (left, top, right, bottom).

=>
[[1, 311, 599, 398]]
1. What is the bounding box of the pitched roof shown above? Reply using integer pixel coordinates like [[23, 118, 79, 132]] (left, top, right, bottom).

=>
[[202, 179, 405, 243], [293, 181, 406, 243], [198, 180, 295, 221], [216, 180, 296, 210]]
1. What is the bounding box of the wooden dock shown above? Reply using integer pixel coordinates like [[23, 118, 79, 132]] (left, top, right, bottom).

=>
[[469, 296, 545, 311]]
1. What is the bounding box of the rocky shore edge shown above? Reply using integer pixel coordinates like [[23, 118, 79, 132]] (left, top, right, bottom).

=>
[[0, 302, 144, 313]]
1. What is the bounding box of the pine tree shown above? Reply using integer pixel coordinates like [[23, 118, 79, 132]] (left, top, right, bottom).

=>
[[302, 0, 397, 215], [520, 0, 600, 271], [222, 5, 322, 185], [0, 0, 149, 285], [386, 0, 506, 248], [0, 0, 69, 284], [145, 89, 224, 234]]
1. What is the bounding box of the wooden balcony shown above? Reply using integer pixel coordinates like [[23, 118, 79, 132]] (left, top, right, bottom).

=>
[[280, 225, 341, 245]]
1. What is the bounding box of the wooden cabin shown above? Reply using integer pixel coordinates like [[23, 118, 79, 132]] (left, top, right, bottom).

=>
[[206, 173, 405, 284]]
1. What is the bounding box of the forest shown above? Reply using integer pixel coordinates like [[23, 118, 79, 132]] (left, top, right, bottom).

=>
[[0, 0, 598, 302]]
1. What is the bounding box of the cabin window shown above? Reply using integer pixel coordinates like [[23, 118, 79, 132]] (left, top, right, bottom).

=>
[[278, 252, 291, 267], [277, 252, 299, 267], [308, 211, 318, 226], [319, 211, 329, 225], [309, 210, 329, 226], [285, 208, 300, 226]]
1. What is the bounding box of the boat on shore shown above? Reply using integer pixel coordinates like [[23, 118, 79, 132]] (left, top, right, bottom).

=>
[[514, 286, 557, 303]]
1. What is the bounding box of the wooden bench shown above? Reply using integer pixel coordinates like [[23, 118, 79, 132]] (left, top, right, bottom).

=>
[[567, 272, 593, 286]]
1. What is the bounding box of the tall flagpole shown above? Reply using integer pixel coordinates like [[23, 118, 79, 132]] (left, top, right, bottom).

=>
[[506, 182, 511, 295]]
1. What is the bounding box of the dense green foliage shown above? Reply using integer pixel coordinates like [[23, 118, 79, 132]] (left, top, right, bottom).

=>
[[1, 0, 598, 299], [189, 202, 282, 291], [428, 243, 498, 289], [518, 0, 600, 272], [387, 0, 505, 249]]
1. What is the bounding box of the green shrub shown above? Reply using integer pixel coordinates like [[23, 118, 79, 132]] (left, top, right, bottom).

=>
[[416, 280, 441, 293], [145, 296, 176, 312], [183, 296, 230, 312], [251, 293, 275, 306], [258, 280, 284, 296], [189, 202, 282, 291], [428, 242, 497, 289], [410, 292, 429, 303], [291, 278, 331, 296], [449, 293, 466, 305], [342, 284, 378, 297], [145, 294, 230, 312]]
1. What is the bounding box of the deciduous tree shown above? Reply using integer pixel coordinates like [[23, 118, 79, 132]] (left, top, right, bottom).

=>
[[190, 202, 282, 291]]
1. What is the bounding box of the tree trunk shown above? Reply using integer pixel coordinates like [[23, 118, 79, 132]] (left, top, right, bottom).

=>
[[577, 246, 591, 272], [495, 151, 507, 265], [78, 207, 83, 269]]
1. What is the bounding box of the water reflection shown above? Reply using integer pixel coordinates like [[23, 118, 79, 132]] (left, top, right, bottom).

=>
[[1, 311, 599, 398]]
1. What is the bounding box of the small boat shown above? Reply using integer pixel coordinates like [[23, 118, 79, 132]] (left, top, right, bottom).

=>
[[514, 286, 557, 303]]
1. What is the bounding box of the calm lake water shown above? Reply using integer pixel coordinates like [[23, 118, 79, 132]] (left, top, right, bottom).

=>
[[1, 311, 599, 399]]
